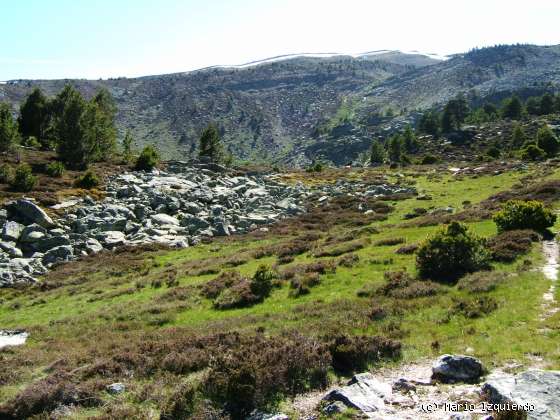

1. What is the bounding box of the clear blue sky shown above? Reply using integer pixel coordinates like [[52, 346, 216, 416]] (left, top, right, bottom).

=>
[[2, 0, 559, 80]]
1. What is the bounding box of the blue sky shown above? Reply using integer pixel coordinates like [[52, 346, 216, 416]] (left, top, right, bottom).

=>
[[2, 0, 559, 80]]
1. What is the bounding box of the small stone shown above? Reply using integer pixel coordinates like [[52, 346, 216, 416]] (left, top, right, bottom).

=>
[[106, 382, 126, 395]]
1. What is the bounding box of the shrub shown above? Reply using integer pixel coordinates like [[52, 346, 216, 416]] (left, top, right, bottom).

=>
[[75, 170, 100, 189], [10, 163, 37, 192], [421, 154, 438, 165], [395, 243, 419, 255], [23, 136, 41, 148], [520, 144, 546, 161], [327, 334, 401, 373], [457, 271, 506, 293], [375, 237, 406, 246], [135, 145, 160, 171], [338, 253, 360, 267], [0, 163, 14, 183], [250, 264, 275, 298], [449, 296, 498, 318], [160, 383, 197, 420], [493, 200, 556, 233], [289, 272, 321, 297], [487, 229, 541, 262], [46, 161, 65, 177], [416, 222, 490, 283], [376, 271, 442, 299]]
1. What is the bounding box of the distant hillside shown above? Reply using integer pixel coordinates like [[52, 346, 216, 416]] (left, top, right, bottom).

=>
[[1, 45, 560, 165]]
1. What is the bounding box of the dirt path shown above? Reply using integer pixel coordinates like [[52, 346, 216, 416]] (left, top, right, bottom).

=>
[[540, 239, 559, 320]]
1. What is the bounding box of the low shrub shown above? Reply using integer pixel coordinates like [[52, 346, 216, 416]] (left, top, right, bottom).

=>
[[493, 200, 556, 233], [279, 260, 336, 280], [314, 239, 368, 257], [289, 272, 321, 297], [449, 296, 498, 318], [421, 154, 439, 165], [327, 334, 401, 373], [45, 161, 65, 177], [487, 229, 541, 262], [375, 237, 406, 246], [203, 334, 330, 418], [376, 271, 442, 299], [416, 222, 490, 283], [395, 243, 419, 255], [10, 163, 37, 192], [160, 382, 197, 420], [135, 145, 160, 171], [250, 264, 275, 298], [520, 144, 545, 161], [0, 163, 14, 183], [456, 271, 506, 293], [404, 208, 428, 220], [75, 171, 100, 189], [201, 271, 245, 299], [338, 253, 360, 267]]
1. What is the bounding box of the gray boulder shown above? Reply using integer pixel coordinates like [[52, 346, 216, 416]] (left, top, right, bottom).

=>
[[0, 242, 23, 258], [96, 231, 126, 248], [32, 236, 71, 253], [84, 238, 103, 254], [432, 354, 484, 383], [42, 245, 74, 265], [482, 370, 560, 420], [2, 221, 24, 242], [8, 199, 55, 228], [323, 372, 392, 414], [152, 214, 180, 226], [106, 382, 126, 395], [20, 224, 47, 243]]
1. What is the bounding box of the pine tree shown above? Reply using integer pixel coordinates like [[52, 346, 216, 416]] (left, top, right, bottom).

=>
[[17, 88, 50, 147], [122, 130, 134, 163], [387, 134, 403, 163], [198, 123, 223, 162], [402, 125, 418, 152], [502, 95, 523, 120], [0, 103, 20, 152], [511, 123, 526, 148], [89, 88, 117, 162], [418, 111, 440, 137], [370, 139, 385, 165], [441, 96, 470, 132], [54, 86, 91, 168], [540, 93, 555, 115], [536, 125, 559, 157]]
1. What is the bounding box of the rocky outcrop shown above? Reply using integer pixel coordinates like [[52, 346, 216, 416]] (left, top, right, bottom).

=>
[[0, 162, 415, 287], [482, 370, 560, 420]]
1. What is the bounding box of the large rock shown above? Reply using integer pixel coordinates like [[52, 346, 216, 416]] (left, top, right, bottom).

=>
[[96, 231, 126, 248], [2, 221, 24, 242], [42, 245, 74, 265], [432, 354, 484, 383], [482, 370, 560, 420], [8, 199, 55, 228], [323, 372, 392, 414], [151, 214, 180, 226]]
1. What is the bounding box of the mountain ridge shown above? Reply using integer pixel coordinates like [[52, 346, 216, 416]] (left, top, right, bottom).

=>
[[1, 44, 559, 165]]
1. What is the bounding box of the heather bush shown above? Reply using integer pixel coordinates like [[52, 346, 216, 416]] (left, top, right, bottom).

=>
[[10, 163, 37, 192], [416, 222, 490, 283]]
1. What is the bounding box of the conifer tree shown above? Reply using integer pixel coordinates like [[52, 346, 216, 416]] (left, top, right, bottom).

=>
[[198, 123, 223, 162], [17, 87, 50, 146], [0, 103, 20, 152], [370, 139, 385, 165], [536, 125, 559, 157]]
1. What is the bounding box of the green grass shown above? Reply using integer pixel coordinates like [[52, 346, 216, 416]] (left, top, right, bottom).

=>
[[1, 166, 559, 417]]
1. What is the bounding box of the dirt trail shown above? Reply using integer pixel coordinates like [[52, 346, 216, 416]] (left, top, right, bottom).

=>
[[540, 239, 559, 320]]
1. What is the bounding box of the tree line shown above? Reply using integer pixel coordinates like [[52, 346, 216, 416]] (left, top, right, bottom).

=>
[[370, 92, 560, 165]]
